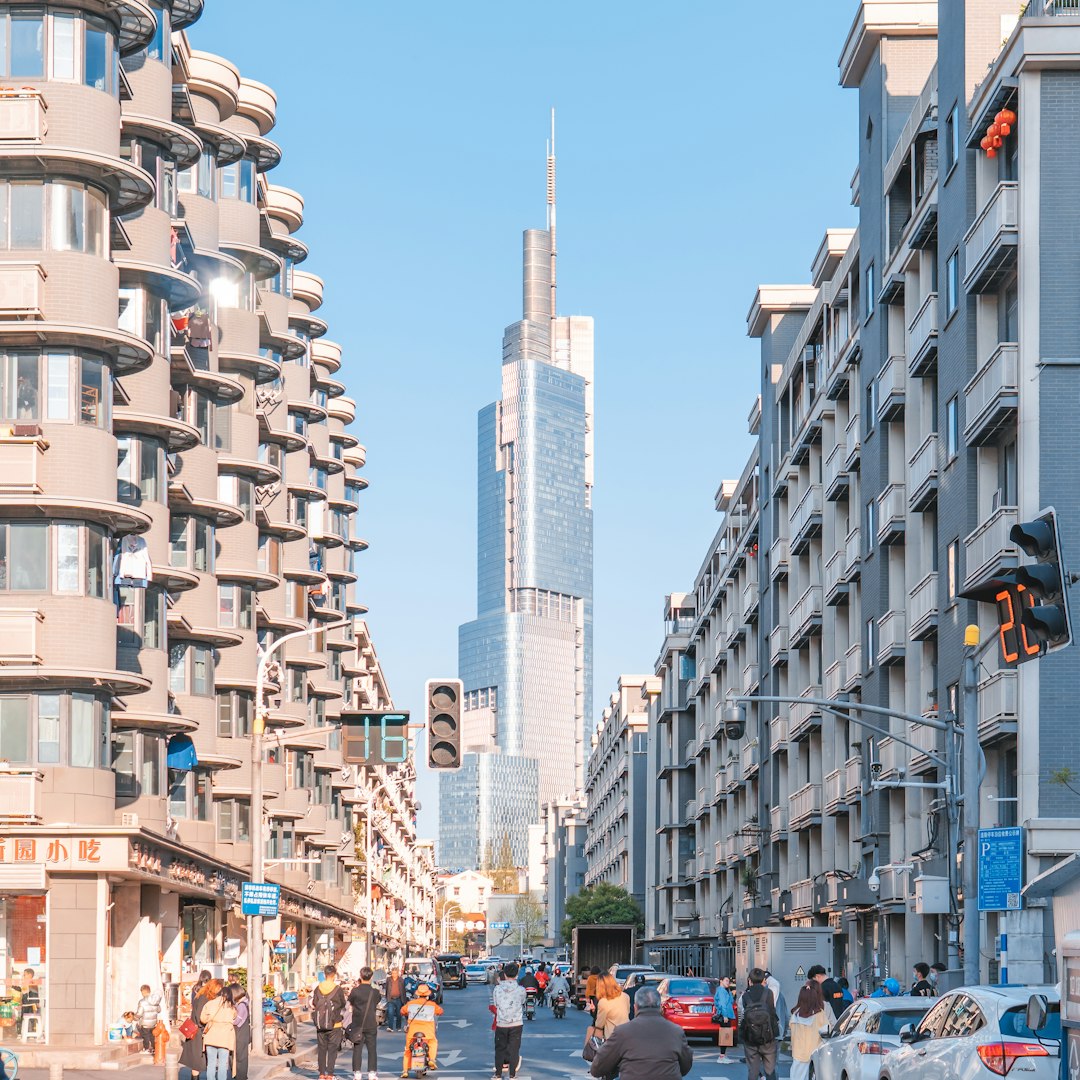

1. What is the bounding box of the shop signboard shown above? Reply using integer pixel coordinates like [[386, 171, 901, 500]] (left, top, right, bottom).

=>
[[0, 835, 128, 870], [241, 882, 281, 917]]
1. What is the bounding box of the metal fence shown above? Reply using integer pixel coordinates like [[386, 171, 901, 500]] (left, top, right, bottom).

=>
[[643, 939, 736, 979], [1026, 0, 1080, 14]]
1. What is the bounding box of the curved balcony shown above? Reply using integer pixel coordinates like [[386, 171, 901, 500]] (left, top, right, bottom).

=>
[[114, 407, 201, 452], [187, 50, 241, 119], [311, 340, 341, 373], [166, 611, 243, 650], [2, 146, 153, 215], [292, 270, 324, 311], [288, 308, 328, 339], [0, 488, 151, 536], [112, 705, 198, 735], [169, 0, 204, 30], [0, 316, 152, 375], [167, 483, 244, 527], [266, 787, 309, 819], [121, 112, 203, 168], [265, 185, 304, 233]]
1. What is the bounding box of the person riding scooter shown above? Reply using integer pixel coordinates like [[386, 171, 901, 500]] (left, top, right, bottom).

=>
[[400, 983, 442, 1077]]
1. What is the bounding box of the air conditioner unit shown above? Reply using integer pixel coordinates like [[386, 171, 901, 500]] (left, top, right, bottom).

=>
[[121, 812, 139, 828], [12, 424, 41, 438]]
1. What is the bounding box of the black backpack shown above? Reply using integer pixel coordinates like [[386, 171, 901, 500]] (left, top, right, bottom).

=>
[[312, 985, 344, 1032], [740, 989, 777, 1047]]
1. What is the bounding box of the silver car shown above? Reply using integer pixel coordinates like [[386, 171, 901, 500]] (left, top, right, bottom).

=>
[[810, 996, 930, 1080], [876, 985, 1060, 1080]]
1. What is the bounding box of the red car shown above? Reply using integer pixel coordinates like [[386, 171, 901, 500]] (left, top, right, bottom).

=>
[[657, 977, 734, 1044]]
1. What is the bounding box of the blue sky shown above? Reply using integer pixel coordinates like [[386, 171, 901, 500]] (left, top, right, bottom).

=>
[[193, 1, 859, 842]]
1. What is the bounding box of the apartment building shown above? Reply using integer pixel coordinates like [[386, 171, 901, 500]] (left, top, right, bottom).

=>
[[640, 0, 1080, 989], [583, 676, 650, 910], [0, 0, 432, 1053], [537, 795, 587, 946]]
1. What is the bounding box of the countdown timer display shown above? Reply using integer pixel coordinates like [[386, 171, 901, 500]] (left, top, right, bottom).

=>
[[342, 712, 410, 766]]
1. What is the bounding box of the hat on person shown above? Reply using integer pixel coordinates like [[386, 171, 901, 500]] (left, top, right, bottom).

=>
[[884, 977, 901, 995], [417, 984, 432, 997]]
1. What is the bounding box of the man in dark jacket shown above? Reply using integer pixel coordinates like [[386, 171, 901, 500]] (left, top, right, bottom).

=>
[[738, 968, 780, 1080], [384, 968, 405, 1032], [348, 967, 381, 1080], [589, 988, 693, 1080]]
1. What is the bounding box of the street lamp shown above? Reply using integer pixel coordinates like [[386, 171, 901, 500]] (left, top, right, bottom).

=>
[[250, 618, 351, 1055], [440, 902, 461, 952]]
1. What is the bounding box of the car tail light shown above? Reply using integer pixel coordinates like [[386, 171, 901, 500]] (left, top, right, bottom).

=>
[[856, 1041, 890, 1055], [976, 1041, 1050, 1076], [664, 999, 686, 1013]]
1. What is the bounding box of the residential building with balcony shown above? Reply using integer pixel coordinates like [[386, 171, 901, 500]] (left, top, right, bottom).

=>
[[633, 0, 1079, 990], [583, 676, 649, 910], [0, 2, 431, 1055], [536, 794, 587, 946]]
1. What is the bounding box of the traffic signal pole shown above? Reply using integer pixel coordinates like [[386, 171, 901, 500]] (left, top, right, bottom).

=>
[[963, 625, 981, 987]]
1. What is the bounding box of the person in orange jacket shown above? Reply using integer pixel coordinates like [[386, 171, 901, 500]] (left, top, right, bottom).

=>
[[400, 983, 443, 1076]]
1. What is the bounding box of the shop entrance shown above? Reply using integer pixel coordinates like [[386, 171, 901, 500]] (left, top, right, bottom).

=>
[[0, 894, 46, 1040]]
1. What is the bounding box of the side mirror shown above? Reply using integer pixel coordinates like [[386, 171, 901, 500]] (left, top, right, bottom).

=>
[[819, 1027, 833, 1038], [1025, 993, 1048, 1033], [899, 1023, 918, 1043]]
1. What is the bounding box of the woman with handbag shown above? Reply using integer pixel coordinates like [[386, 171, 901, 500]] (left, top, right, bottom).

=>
[[199, 980, 236, 1080], [180, 970, 212, 1080], [712, 976, 736, 1064], [226, 983, 250, 1080], [584, 974, 631, 1068]]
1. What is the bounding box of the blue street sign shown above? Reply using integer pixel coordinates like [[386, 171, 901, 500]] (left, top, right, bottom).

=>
[[241, 881, 281, 917], [489, 921, 511, 929], [978, 827, 1023, 911]]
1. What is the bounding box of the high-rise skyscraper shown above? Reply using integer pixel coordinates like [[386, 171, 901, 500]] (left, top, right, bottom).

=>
[[440, 125, 594, 870]]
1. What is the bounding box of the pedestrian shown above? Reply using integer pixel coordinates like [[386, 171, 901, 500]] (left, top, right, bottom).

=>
[[738, 967, 780, 1080], [348, 966, 381, 1080], [929, 962, 947, 993], [839, 977, 854, 1010], [491, 961, 526, 1080], [911, 962, 935, 997], [535, 963, 550, 1006], [401, 982, 442, 1077], [870, 977, 901, 998], [227, 982, 250, 1080], [134, 983, 163, 1054], [589, 987, 692, 1080], [591, 974, 631, 1039], [180, 969, 212, 1080], [585, 966, 601, 1018], [312, 963, 348, 1080], [712, 975, 736, 1064], [807, 965, 840, 1024], [199, 980, 236, 1080], [384, 967, 406, 1032], [763, 971, 789, 1040], [788, 983, 828, 1080]]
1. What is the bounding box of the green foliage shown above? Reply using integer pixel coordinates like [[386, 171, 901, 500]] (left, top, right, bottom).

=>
[[491, 832, 518, 893], [561, 883, 643, 942], [513, 894, 546, 948], [1050, 766, 1080, 797]]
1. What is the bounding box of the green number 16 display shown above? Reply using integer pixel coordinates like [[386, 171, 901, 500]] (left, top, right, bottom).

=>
[[342, 712, 410, 767]]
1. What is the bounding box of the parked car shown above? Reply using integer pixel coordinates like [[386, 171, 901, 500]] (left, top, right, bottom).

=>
[[657, 976, 721, 1043], [810, 996, 931, 1080], [465, 964, 489, 985], [876, 985, 1060, 1080], [435, 953, 468, 990], [609, 963, 655, 983]]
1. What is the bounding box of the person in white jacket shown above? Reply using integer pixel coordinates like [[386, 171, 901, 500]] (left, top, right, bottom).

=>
[[764, 972, 788, 1040]]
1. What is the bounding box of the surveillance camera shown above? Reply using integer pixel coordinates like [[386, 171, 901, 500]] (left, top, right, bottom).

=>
[[870, 760, 883, 777], [868, 872, 880, 894]]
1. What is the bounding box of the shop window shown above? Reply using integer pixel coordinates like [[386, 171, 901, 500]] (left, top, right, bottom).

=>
[[181, 903, 218, 969], [0, 897, 47, 1006]]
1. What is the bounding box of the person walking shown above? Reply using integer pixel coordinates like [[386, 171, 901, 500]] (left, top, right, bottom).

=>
[[788, 983, 828, 1080], [348, 966, 381, 1080], [180, 970, 212, 1080], [911, 962, 935, 997], [807, 965, 841, 1024], [739, 968, 780, 1080], [589, 987, 693, 1080], [227, 983, 250, 1080], [870, 977, 901, 998], [491, 961, 527, 1080], [384, 967, 405, 1033], [199, 980, 236, 1080], [312, 964, 348, 1080], [591, 974, 631, 1038], [134, 984, 163, 1054], [763, 971, 789, 1040], [584, 966, 601, 1016], [712, 975, 736, 1064], [401, 982, 442, 1077]]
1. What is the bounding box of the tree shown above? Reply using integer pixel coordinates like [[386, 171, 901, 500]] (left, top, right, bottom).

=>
[[561, 883, 643, 943], [491, 832, 518, 893], [513, 894, 546, 949]]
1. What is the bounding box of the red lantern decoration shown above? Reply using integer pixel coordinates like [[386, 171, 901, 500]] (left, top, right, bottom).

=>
[[992, 135, 1003, 148], [994, 110, 1004, 125], [1001, 108, 1017, 126], [1000, 122, 1012, 137], [987, 148, 997, 158], [988, 123, 1001, 138]]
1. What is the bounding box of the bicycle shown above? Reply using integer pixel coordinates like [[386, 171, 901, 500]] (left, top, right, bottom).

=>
[[0, 1045, 19, 1080]]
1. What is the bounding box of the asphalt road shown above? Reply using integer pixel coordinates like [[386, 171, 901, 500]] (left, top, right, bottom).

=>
[[275, 982, 796, 1080]]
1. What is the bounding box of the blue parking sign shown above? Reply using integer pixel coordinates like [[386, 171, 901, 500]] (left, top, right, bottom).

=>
[[978, 827, 1023, 912]]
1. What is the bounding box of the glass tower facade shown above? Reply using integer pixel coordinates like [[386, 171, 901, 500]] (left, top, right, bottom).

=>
[[439, 218, 594, 871]]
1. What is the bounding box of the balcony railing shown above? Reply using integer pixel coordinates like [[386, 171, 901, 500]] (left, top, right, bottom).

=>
[[910, 572, 939, 639], [0, 768, 44, 823], [0, 262, 46, 319], [790, 484, 823, 553], [824, 659, 846, 700], [790, 585, 823, 644], [877, 354, 907, 421], [824, 441, 848, 501], [877, 483, 907, 545], [964, 505, 1018, 591], [824, 768, 844, 810], [844, 643, 863, 690], [845, 415, 861, 469], [789, 784, 822, 827], [790, 878, 814, 912], [0, 90, 47, 142], [964, 182, 1018, 293], [965, 343, 1018, 446], [877, 735, 906, 778], [845, 755, 862, 798], [790, 686, 822, 740], [825, 549, 848, 605], [906, 291, 939, 375], [0, 435, 47, 493], [769, 625, 789, 666], [1026, 0, 1080, 12], [0, 608, 44, 663], [742, 662, 760, 693], [770, 536, 789, 580], [845, 528, 861, 579], [908, 718, 942, 770], [742, 578, 760, 621], [771, 803, 788, 840], [770, 716, 789, 754], [908, 432, 939, 510], [877, 609, 907, 665], [979, 669, 1018, 742], [741, 739, 760, 778]]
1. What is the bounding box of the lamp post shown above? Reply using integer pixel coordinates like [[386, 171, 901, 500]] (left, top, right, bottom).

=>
[[250, 618, 351, 1055], [440, 902, 461, 953], [724, 691, 969, 977]]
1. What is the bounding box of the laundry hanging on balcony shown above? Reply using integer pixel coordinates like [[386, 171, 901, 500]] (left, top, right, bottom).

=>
[[113, 534, 153, 588], [166, 734, 199, 772]]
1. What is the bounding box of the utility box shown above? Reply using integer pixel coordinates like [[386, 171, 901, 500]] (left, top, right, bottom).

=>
[[734, 926, 836, 1004], [911, 875, 951, 915]]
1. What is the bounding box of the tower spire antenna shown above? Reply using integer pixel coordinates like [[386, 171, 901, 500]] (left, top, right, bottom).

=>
[[547, 107, 557, 360]]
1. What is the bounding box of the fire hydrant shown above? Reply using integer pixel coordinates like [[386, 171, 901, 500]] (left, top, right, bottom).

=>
[[154, 1023, 170, 1065]]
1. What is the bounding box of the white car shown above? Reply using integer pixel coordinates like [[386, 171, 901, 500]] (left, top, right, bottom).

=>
[[810, 996, 931, 1080], [876, 985, 1060, 1080]]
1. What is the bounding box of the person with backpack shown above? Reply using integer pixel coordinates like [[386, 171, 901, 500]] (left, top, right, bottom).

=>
[[738, 968, 780, 1080], [312, 963, 348, 1080]]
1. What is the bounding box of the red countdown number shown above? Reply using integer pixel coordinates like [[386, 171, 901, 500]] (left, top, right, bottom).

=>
[[995, 583, 1041, 665]]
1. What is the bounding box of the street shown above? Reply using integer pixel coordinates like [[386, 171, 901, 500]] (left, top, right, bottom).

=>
[[273, 983, 796, 1080]]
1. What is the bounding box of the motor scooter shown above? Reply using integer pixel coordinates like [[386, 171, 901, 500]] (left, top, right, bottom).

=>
[[524, 987, 538, 1021], [552, 991, 567, 1019], [405, 1030, 430, 1077]]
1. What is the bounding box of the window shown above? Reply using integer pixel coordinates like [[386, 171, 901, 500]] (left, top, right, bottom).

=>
[[258, 533, 282, 575], [0, 697, 29, 763], [117, 585, 164, 650], [288, 666, 306, 704], [219, 160, 255, 203], [169, 644, 214, 697], [80, 354, 109, 427], [864, 263, 875, 321], [0, 349, 109, 424], [218, 583, 253, 630], [147, 2, 170, 65], [0, 180, 106, 254], [0, 691, 110, 769], [9, 12, 44, 77], [112, 730, 163, 797], [37, 693, 60, 763], [217, 798, 251, 842], [217, 691, 252, 739], [169, 516, 214, 572], [116, 434, 165, 506], [864, 500, 877, 553], [218, 475, 253, 522], [945, 105, 959, 174], [0, 522, 47, 590], [50, 11, 74, 79], [999, 439, 1018, 505], [291, 750, 314, 789], [945, 249, 960, 318], [946, 396, 959, 458], [197, 149, 215, 199], [947, 539, 960, 602], [169, 767, 212, 821], [865, 379, 877, 430], [118, 286, 167, 355], [184, 388, 214, 445]]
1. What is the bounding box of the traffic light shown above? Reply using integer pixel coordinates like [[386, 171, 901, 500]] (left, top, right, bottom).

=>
[[1011, 508, 1073, 655], [425, 679, 462, 769]]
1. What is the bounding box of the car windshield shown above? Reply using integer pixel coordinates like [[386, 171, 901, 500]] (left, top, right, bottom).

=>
[[1000, 1004, 1061, 1040], [615, 967, 651, 980], [466, 965, 483, 972], [668, 979, 715, 996], [878, 1009, 931, 1035]]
